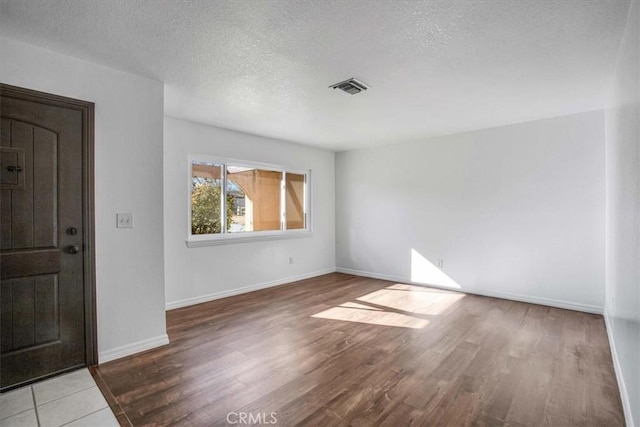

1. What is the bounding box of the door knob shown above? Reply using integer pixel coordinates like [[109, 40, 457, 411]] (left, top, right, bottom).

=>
[[66, 245, 80, 254]]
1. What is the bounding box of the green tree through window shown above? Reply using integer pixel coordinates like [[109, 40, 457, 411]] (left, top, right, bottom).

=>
[[191, 179, 234, 234]]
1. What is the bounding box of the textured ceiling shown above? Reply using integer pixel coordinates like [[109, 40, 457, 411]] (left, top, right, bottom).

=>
[[0, 0, 631, 150]]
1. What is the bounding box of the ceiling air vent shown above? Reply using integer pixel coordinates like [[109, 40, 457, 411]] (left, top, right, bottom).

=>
[[329, 78, 369, 95]]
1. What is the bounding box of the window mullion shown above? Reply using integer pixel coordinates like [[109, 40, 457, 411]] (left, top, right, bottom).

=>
[[221, 163, 227, 233], [281, 171, 286, 231]]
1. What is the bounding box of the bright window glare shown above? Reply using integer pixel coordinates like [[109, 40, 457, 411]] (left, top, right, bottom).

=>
[[227, 165, 254, 174]]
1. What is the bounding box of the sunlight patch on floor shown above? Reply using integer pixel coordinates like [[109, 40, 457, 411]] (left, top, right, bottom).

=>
[[340, 301, 383, 311], [311, 303, 429, 329], [357, 287, 464, 316], [312, 257, 466, 328]]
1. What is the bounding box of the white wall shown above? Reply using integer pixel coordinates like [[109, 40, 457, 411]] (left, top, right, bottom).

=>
[[605, 1, 640, 424], [163, 117, 335, 308], [336, 111, 606, 312], [0, 37, 168, 362]]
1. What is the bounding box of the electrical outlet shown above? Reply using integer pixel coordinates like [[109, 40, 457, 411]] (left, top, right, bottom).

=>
[[117, 213, 134, 228], [436, 259, 444, 269], [289, 256, 294, 265]]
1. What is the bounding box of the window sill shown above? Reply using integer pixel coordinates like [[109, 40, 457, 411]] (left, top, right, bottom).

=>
[[186, 230, 313, 247]]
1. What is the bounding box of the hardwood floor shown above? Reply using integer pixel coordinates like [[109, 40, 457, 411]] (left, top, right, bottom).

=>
[[93, 273, 625, 426]]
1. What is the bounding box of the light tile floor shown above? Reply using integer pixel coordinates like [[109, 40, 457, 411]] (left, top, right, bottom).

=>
[[0, 369, 119, 427]]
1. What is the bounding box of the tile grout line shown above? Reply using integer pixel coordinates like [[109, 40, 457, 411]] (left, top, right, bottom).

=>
[[0, 408, 33, 423], [37, 384, 98, 407], [31, 386, 41, 427], [58, 406, 110, 427]]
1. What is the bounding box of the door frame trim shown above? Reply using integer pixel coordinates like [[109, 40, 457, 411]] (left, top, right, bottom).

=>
[[1, 83, 97, 366]]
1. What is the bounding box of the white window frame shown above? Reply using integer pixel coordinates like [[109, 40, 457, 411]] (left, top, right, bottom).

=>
[[186, 155, 312, 247]]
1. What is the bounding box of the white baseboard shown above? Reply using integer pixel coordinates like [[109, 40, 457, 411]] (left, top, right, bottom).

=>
[[336, 267, 603, 314], [99, 334, 170, 364], [165, 268, 337, 311], [604, 311, 634, 427]]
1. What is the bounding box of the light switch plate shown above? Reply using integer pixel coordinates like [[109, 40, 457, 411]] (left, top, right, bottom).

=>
[[117, 213, 134, 228]]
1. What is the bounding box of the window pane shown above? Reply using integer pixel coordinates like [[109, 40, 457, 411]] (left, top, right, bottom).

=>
[[191, 161, 224, 235], [227, 166, 282, 232], [286, 173, 305, 229]]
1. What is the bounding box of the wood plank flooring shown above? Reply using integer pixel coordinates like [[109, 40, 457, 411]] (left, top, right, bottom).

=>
[[93, 273, 625, 426]]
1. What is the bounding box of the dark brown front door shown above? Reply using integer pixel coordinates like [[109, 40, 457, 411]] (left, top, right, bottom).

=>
[[0, 84, 95, 390]]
